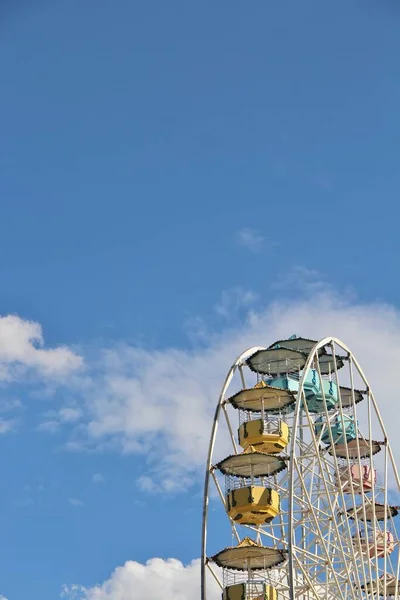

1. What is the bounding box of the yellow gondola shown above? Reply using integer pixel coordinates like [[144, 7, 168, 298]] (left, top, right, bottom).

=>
[[238, 419, 289, 453]]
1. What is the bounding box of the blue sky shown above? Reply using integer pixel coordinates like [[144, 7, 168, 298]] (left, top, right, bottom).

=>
[[1, 1, 400, 599]]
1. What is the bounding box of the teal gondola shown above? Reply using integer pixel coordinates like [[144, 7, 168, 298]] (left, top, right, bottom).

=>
[[267, 370, 338, 414], [315, 414, 357, 444]]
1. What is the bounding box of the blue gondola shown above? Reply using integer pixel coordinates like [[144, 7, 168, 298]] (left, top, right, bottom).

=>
[[267, 369, 338, 414], [315, 414, 357, 444]]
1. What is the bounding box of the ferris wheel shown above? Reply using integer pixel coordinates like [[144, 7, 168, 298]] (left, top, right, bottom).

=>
[[201, 336, 400, 600]]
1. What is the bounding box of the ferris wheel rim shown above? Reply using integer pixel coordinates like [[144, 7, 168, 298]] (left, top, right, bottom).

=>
[[287, 336, 400, 600], [200, 345, 266, 600]]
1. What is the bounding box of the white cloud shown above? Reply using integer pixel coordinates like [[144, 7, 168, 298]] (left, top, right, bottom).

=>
[[0, 418, 17, 434], [62, 557, 219, 600], [4, 280, 400, 495], [237, 227, 266, 252], [92, 473, 105, 484], [59, 407, 83, 423], [68, 497, 83, 507], [38, 407, 83, 434], [0, 315, 83, 381], [136, 475, 161, 493], [37, 419, 61, 434], [215, 287, 259, 319], [0, 397, 22, 412], [0, 395, 22, 434], [272, 265, 329, 293], [63, 284, 400, 491], [78, 342, 232, 489]]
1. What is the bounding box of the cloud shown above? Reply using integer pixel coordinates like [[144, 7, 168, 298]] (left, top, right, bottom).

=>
[[68, 497, 83, 507], [37, 419, 60, 434], [59, 408, 83, 423], [77, 342, 233, 490], [0, 397, 22, 413], [0, 396, 22, 434], [4, 278, 400, 495], [272, 266, 330, 293], [312, 171, 333, 191], [136, 475, 183, 494], [38, 407, 83, 434], [0, 315, 83, 381], [136, 475, 161, 493], [237, 227, 266, 252], [92, 473, 105, 484], [59, 281, 400, 492], [215, 288, 259, 320], [0, 418, 17, 434], [62, 557, 219, 600]]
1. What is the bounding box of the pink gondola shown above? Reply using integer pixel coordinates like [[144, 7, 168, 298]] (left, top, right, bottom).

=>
[[337, 464, 376, 493], [355, 531, 395, 558]]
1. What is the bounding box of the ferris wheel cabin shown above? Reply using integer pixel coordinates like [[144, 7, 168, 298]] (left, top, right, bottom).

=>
[[216, 451, 286, 526], [212, 538, 286, 600]]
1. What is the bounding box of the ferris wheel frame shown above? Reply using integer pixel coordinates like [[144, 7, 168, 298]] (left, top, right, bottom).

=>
[[200, 337, 400, 600]]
